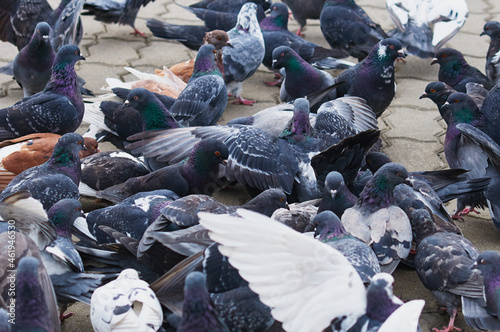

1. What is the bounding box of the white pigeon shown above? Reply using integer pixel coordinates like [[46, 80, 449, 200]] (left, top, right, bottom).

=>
[[198, 208, 424, 332], [90, 269, 163, 332], [386, 0, 468, 58]]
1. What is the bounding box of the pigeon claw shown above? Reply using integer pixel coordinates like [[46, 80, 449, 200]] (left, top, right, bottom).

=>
[[231, 97, 256, 106], [457, 206, 481, 217], [296, 27, 305, 37], [60, 311, 75, 322], [131, 28, 147, 38]]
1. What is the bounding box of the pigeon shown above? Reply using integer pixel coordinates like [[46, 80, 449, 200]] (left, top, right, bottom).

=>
[[223, 3, 265, 105], [82, 189, 180, 244], [198, 208, 425, 332], [0, 231, 60, 332], [412, 208, 484, 332], [189, 0, 271, 17], [0, 0, 83, 50], [99, 139, 229, 202], [0, 133, 86, 211], [82, 0, 155, 37], [177, 271, 229, 332], [259, 2, 352, 72], [49, 0, 84, 52], [431, 48, 495, 92], [90, 268, 163, 332], [0, 22, 55, 97], [481, 21, 500, 84], [317, 171, 357, 217], [341, 162, 413, 273], [0, 45, 85, 140], [320, 0, 388, 61], [168, 44, 228, 126], [282, 0, 326, 36], [79, 151, 149, 197], [386, 0, 469, 58], [462, 250, 500, 331], [314, 210, 380, 283]]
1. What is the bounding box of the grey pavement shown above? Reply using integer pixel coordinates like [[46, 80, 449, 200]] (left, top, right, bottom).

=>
[[1, 0, 500, 331]]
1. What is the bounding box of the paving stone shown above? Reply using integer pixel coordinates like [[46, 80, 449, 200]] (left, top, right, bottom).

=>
[[76, 63, 130, 94], [447, 31, 491, 58], [382, 140, 446, 171], [87, 39, 144, 65], [132, 40, 193, 67], [392, 77, 436, 108], [383, 107, 444, 141]]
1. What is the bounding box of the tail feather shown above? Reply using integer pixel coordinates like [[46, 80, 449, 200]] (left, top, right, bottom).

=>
[[146, 19, 207, 50]]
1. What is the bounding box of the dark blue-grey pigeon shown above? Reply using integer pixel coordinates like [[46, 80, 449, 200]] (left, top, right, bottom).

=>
[[99, 139, 229, 203], [282, 0, 325, 36], [169, 44, 228, 126], [462, 250, 500, 331], [314, 210, 380, 283], [0, 133, 86, 211], [386, 0, 468, 58], [82, 0, 155, 37], [341, 162, 412, 273], [317, 171, 357, 217], [319, 0, 388, 61], [413, 208, 484, 332], [259, 2, 352, 73], [0, 0, 83, 50], [481, 21, 500, 84], [431, 48, 495, 92], [0, 45, 85, 139], [222, 3, 264, 105], [0, 22, 55, 97]]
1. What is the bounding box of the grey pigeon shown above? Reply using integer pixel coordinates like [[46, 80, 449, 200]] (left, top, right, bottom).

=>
[[0, 22, 55, 97], [0, 45, 85, 139], [0, 133, 86, 211], [169, 44, 228, 126], [320, 0, 388, 61], [317, 171, 357, 217], [342, 162, 412, 273], [50, 0, 84, 52], [413, 208, 483, 332], [83, 0, 155, 37], [462, 251, 500, 331], [314, 210, 380, 283], [223, 3, 265, 105], [282, 0, 325, 36], [99, 139, 229, 202], [432, 48, 494, 92], [386, 0, 469, 58], [481, 21, 500, 84]]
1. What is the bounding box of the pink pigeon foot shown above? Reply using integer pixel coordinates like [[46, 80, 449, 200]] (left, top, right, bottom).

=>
[[231, 97, 256, 105], [131, 28, 147, 37]]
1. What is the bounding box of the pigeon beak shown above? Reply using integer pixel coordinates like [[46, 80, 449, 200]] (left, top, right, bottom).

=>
[[81, 144, 88, 151], [419, 92, 427, 99], [441, 101, 450, 112], [221, 159, 228, 166], [124, 100, 130, 107], [430, 58, 438, 65], [330, 189, 337, 199], [272, 59, 278, 68], [480, 31, 486, 36], [404, 177, 412, 187], [225, 42, 233, 48], [80, 55, 86, 61], [397, 49, 406, 58], [472, 261, 479, 270], [42, 35, 49, 40]]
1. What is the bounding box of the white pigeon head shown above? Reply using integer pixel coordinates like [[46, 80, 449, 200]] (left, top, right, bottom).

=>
[[236, 3, 262, 38]]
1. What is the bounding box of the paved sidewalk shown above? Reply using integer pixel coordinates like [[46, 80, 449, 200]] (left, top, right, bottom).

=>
[[1, 0, 500, 330]]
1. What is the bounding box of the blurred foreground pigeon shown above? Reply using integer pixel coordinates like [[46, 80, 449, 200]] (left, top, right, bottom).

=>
[[90, 268, 163, 332], [481, 21, 500, 84], [0, 133, 86, 211], [342, 163, 412, 273], [386, 0, 469, 58], [199, 208, 424, 332], [320, 0, 388, 61], [0, 22, 55, 97], [431, 48, 494, 92], [0, 45, 85, 139], [83, 0, 155, 37]]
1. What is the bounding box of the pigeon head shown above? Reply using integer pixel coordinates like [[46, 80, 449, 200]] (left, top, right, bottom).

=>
[[431, 48, 465, 66], [374, 38, 406, 61], [236, 2, 261, 36], [32, 22, 51, 44], [363, 152, 391, 173], [192, 44, 221, 78], [260, 2, 289, 30], [480, 21, 500, 37], [411, 208, 437, 245], [48, 199, 84, 237], [313, 210, 348, 240], [474, 251, 500, 280], [116, 268, 140, 280], [243, 188, 288, 216], [366, 273, 403, 322], [81, 137, 100, 158], [272, 46, 301, 70], [124, 88, 178, 130], [419, 82, 455, 108], [52, 44, 85, 69], [441, 92, 482, 126], [279, 98, 313, 142], [49, 133, 86, 166], [204, 30, 232, 50], [324, 171, 345, 199], [187, 139, 229, 185]]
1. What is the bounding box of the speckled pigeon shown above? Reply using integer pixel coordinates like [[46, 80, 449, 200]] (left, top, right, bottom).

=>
[[341, 162, 413, 273], [320, 0, 388, 61], [0, 22, 55, 97], [481, 21, 500, 84], [0, 133, 85, 211], [0, 45, 85, 139], [432, 48, 494, 92]]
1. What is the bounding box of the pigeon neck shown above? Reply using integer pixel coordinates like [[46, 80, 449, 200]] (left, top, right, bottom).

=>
[[317, 224, 350, 242], [439, 60, 468, 86], [487, 38, 500, 60], [52, 0, 71, 21], [16, 268, 50, 328], [483, 274, 500, 305], [366, 287, 400, 322], [141, 102, 179, 131], [260, 13, 287, 31], [285, 56, 321, 81], [191, 57, 221, 79], [45, 59, 79, 98], [47, 147, 82, 185], [50, 213, 73, 238], [358, 175, 395, 211], [25, 37, 54, 66], [184, 148, 221, 195]]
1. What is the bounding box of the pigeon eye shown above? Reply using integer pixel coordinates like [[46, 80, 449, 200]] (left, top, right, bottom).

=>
[[214, 151, 221, 157], [480, 259, 486, 264], [280, 198, 284, 202], [281, 52, 284, 57], [74, 51, 79, 56], [213, 49, 216, 54], [430, 89, 436, 93], [37, 29, 40, 34], [396, 172, 401, 177], [133, 95, 139, 101], [217, 36, 221, 40], [389, 45, 395, 49], [78, 141, 82, 145], [442, 54, 447, 58], [454, 99, 459, 103]]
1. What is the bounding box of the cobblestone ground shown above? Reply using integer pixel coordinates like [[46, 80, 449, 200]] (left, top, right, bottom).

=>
[[1, 0, 499, 331]]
